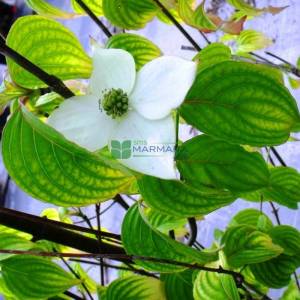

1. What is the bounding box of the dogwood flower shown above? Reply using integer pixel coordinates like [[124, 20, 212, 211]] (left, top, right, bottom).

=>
[[47, 48, 196, 179]]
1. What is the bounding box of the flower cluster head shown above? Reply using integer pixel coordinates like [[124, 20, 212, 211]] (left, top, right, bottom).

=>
[[102, 88, 129, 119]]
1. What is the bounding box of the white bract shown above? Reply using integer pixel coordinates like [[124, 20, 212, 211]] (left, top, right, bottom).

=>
[[47, 48, 196, 179]]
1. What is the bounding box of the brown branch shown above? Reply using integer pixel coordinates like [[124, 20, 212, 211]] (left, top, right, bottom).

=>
[[0, 207, 124, 255], [0, 206, 121, 240]]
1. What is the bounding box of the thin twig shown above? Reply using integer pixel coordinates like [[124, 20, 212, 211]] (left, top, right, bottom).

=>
[[64, 291, 84, 300], [70, 259, 158, 278], [187, 217, 198, 247], [95, 204, 105, 286], [269, 201, 281, 225], [74, 201, 116, 224], [74, 0, 112, 38], [113, 194, 130, 210], [270, 147, 287, 167], [61, 255, 94, 300], [152, 0, 201, 51], [265, 51, 300, 77]]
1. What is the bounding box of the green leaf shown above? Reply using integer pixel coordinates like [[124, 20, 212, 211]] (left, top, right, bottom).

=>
[[222, 225, 283, 268], [178, 0, 217, 31], [25, 0, 76, 19], [0, 233, 34, 261], [179, 61, 300, 146], [269, 225, 300, 256], [122, 204, 218, 272], [261, 166, 300, 209], [71, 0, 103, 15], [2, 106, 134, 206], [250, 254, 300, 288], [71, 263, 98, 293], [0, 225, 32, 240], [138, 175, 236, 218], [0, 79, 29, 110], [288, 77, 300, 89], [193, 268, 240, 300], [161, 270, 194, 300], [280, 280, 300, 300], [240, 267, 269, 296], [105, 275, 166, 300], [34, 92, 64, 115], [236, 30, 272, 54], [102, 0, 158, 30], [227, 0, 287, 17], [1, 255, 80, 300], [146, 208, 187, 235], [6, 16, 92, 89], [229, 208, 273, 232], [106, 33, 161, 70], [227, 0, 262, 16], [176, 135, 270, 193], [194, 43, 231, 72], [156, 0, 186, 25], [0, 275, 14, 299]]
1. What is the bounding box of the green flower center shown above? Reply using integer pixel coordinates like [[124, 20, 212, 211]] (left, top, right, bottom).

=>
[[101, 88, 129, 119]]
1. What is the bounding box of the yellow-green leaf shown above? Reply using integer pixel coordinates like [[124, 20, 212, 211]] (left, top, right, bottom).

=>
[[102, 0, 158, 30], [250, 254, 300, 288], [222, 225, 283, 268], [193, 267, 240, 300], [227, 0, 287, 17], [6, 16, 92, 89], [229, 209, 273, 232], [25, 0, 76, 19], [194, 42, 231, 72], [180, 61, 300, 146], [261, 166, 300, 209], [236, 30, 272, 54], [1, 255, 80, 300], [280, 280, 300, 300], [105, 275, 166, 300], [106, 33, 161, 70], [269, 225, 300, 256], [161, 270, 194, 300], [122, 204, 218, 272], [2, 106, 134, 206], [178, 0, 217, 31], [176, 134, 270, 193], [71, 0, 103, 15], [0, 233, 34, 261], [138, 175, 236, 218]]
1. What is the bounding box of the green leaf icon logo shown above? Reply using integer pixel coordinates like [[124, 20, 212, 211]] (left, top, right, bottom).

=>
[[110, 140, 132, 159]]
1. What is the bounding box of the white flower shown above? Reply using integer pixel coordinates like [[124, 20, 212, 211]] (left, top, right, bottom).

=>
[[47, 48, 196, 179]]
